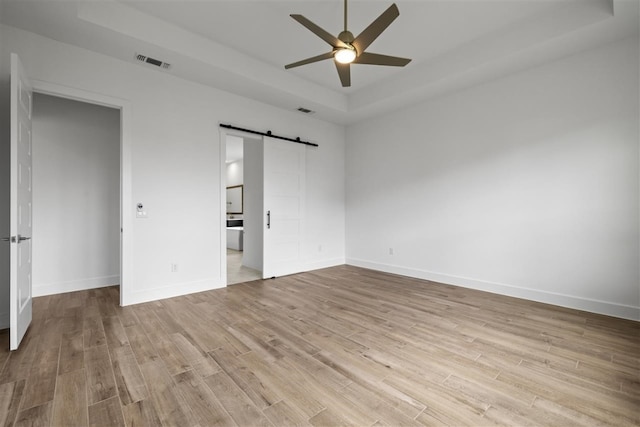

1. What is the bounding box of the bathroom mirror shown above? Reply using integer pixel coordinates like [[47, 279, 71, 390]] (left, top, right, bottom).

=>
[[226, 185, 243, 214]]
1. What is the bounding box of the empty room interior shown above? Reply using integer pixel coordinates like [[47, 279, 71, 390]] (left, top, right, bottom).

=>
[[0, 0, 638, 426]]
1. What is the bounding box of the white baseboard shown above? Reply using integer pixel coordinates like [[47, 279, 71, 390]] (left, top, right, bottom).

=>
[[304, 257, 346, 272], [33, 275, 120, 297], [0, 311, 8, 330], [346, 258, 640, 321], [125, 259, 344, 306], [123, 278, 225, 306]]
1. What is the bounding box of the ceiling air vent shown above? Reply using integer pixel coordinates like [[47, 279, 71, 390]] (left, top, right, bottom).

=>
[[135, 53, 171, 70], [297, 107, 315, 114]]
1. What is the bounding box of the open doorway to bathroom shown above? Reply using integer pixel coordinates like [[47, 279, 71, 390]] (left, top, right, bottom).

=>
[[225, 135, 262, 284]]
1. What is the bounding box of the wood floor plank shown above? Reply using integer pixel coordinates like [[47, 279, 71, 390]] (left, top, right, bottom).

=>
[[134, 305, 166, 336], [147, 331, 191, 376], [19, 345, 59, 410], [338, 380, 423, 426], [204, 371, 273, 427], [102, 316, 129, 351], [110, 344, 148, 406], [262, 400, 311, 427], [210, 347, 281, 410], [308, 407, 351, 427], [115, 306, 139, 328], [124, 324, 158, 365], [238, 351, 324, 418], [173, 369, 237, 426], [14, 401, 52, 427], [0, 331, 11, 376], [88, 395, 125, 427], [85, 344, 117, 405], [58, 330, 84, 375], [84, 316, 106, 349], [171, 332, 221, 378], [121, 399, 162, 427], [152, 304, 185, 335], [0, 333, 37, 385], [139, 360, 197, 426], [0, 380, 26, 427], [61, 307, 84, 335], [51, 369, 88, 427]]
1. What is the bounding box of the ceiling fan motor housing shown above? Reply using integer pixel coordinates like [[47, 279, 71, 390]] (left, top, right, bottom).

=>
[[338, 30, 355, 44]]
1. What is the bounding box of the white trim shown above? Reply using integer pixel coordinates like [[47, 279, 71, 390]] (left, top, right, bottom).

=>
[[346, 258, 640, 321], [30, 79, 133, 307], [304, 258, 346, 272], [219, 128, 228, 286], [126, 279, 224, 306], [33, 276, 120, 297]]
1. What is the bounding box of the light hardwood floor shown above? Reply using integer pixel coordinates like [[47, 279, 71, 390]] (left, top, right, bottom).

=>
[[0, 265, 638, 426]]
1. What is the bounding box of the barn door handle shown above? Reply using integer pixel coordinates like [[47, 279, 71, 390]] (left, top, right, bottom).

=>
[[266, 210, 271, 229]]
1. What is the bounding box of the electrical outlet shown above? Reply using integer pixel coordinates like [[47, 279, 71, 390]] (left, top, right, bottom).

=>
[[389, 248, 394, 255], [171, 263, 178, 272]]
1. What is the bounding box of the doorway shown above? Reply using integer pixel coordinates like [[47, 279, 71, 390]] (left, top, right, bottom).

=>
[[27, 80, 132, 308], [225, 134, 262, 285], [31, 93, 121, 296], [220, 129, 307, 285]]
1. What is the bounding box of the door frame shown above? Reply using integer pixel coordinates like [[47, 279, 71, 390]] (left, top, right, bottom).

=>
[[219, 127, 263, 285], [31, 80, 132, 306]]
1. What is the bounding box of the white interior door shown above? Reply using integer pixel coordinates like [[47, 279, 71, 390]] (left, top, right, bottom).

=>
[[262, 137, 306, 278], [8, 53, 33, 350]]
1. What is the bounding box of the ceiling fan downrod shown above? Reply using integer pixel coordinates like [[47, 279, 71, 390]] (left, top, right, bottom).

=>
[[344, 0, 348, 32]]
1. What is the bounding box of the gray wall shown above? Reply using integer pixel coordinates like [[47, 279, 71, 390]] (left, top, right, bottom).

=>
[[32, 93, 120, 296]]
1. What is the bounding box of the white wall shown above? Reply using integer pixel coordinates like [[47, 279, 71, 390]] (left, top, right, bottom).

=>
[[31, 93, 120, 296], [0, 23, 346, 305], [226, 159, 243, 187], [346, 36, 639, 320]]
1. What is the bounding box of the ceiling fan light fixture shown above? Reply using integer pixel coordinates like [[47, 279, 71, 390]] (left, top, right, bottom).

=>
[[334, 46, 356, 64], [285, 1, 411, 86]]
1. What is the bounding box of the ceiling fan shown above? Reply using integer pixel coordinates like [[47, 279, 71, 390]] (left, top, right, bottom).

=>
[[284, 0, 411, 87]]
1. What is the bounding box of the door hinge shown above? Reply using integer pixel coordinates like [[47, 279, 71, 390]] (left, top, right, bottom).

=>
[[2, 235, 30, 243]]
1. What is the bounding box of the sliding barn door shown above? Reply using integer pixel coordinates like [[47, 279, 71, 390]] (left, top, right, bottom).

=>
[[262, 137, 306, 279]]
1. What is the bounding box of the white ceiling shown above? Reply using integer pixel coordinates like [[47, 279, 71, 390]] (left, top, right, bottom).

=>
[[1, 0, 637, 124]]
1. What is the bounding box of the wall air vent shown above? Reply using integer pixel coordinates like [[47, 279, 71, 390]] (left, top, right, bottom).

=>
[[297, 107, 315, 114], [135, 53, 171, 70]]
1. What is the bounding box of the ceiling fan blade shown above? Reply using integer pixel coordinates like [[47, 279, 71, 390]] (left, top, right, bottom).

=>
[[352, 3, 399, 55], [285, 51, 335, 69], [335, 62, 351, 87], [290, 14, 348, 49], [354, 52, 411, 67]]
